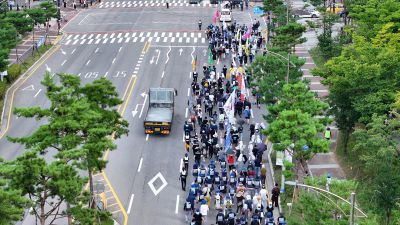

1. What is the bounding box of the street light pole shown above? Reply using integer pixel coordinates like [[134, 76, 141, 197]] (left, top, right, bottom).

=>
[[286, 52, 290, 84], [349, 192, 355, 225]]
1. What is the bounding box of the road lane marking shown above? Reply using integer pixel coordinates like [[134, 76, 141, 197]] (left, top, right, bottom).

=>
[[127, 194, 135, 214], [148, 172, 168, 196], [137, 157, 143, 172], [104, 71, 109, 77], [61, 60, 67, 66], [146, 134, 149, 141], [165, 45, 171, 64], [185, 107, 188, 118], [187, 87, 190, 96], [119, 47, 123, 52], [71, 48, 76, 54], [161, 71, 165, 78], [86, 60, 91, 65], [175, 195, 180, 214], [190, 46, 195, 61], [112, 58, 116, 64], [33, 89, 42, 98], [180, 158, 183, 172], [95, 48, 99, 53]]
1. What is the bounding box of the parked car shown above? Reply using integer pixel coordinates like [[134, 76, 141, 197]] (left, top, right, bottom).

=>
[[189, 0, 201, 3], [294, 9, 320, 18]]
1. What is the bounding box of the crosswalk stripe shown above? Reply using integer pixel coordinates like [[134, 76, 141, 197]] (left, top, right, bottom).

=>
[[186, 37, 190, 43], [146, 32, 151, 37], [176, 32, 180, 37], [171, 37, 175, 43], [163, 37, 168, 42], [161, 32, 165, 37], [194, 37, 197, 43], [110, 38, 116, 43], [154, 32, 158, 37], [117, 33, 122, 38], [96, 34, 101, 39], [118, 38, 123, 43], [168, 32, 173, 37], [178, 37, 182, 43], [133, 37, 138, 42], [88, 39, 94, 44], [140, 37, 145, 42], [66, 34, 73, 39], [148, 37, 153, 42], [103, 38, 108, 44], [88, 34, 94, 39], [73, 35, 80, 39], [197, 33, 201, 38], [139, 32, 144, 37], [201, 38, 205, 43], [110, 33, 115, 38], [95, 39, 101, 44], [125, 32, 130, 38], [81, 34, 87, 39], [156, 37, 160, 42], [65, 39, 72, 45], [73, 39, 79, 45], [103, 34, 108, 38], [183, 32, 187, 37], [125, 37, 131, 43], [190, 33, 194, 38], [132, 32, 137, 37]]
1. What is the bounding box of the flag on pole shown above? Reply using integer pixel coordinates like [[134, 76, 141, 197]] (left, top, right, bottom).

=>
[[208, 47, 214, 65], [224, 123, 232, 153], [192, 55, 197, 71], [240, 74, 246, 101], [215, 9, 220, 18], [213, 15, 217, 24], [224, 90, 236, 123]]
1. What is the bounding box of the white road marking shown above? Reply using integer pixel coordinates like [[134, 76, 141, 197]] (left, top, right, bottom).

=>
[[95, 48, 99, 53], [127, 194, 135, 214], [65, 39, 72, 45], [165, 45, 171, 64], [175, 195, 180, 214], [34, 89, 42, 98], [185, 107, 188, 118], [161, 71, 165, 78], [180, 158, 183, 172], [112, 58, 116, 64], [125, 37, 131, 43], [187, 87, 190, 96], [137, 157, 143, 172], [148, 172, 168, 196], [190, 46, 195, 61], [119, 47, 122, 52], [61, 60, 67, 66], [86, 60, 91, 65], [104, 71, 109, 77], [88, 39, 94, 44], [146, 134, 149, 141], [182, 132, 185, 142]]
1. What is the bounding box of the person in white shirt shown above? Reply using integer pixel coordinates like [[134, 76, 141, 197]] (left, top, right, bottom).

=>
[[260, 185, 268, 209], [200, 200, 209, 224]]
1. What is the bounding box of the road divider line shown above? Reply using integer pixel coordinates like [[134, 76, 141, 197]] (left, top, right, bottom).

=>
[[112, 58, 116, 64], [189, 72, 192, 79], [185, 107, 188, 118], [137, 157, 143, 172], [175, 195, 180, 214], [104, 72, 109, 78], [119, 47, 123, 52], [180, 158, 183, 172], [187, 88, 190, 96], [161, 71, 165, 78], [71, 48, 76, 54], [61, 60, 67, 66], [146, 134, 149, 141], [165, 45, 171, 64], [95, 48, 99, 53], [127, 194, 135, 214], [34, 89, 42, 98], [86, 59, 91, 65]]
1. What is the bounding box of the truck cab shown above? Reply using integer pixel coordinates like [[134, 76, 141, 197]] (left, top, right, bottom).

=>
[[144, 88, 175, 135]]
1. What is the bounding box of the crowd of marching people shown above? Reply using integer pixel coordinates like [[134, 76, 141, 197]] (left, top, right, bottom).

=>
[[179, 17, 287, 225]]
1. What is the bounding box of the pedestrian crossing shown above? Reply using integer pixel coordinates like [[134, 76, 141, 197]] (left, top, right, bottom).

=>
[[61, 31, 207, 46], [98, 0, 214, 8]]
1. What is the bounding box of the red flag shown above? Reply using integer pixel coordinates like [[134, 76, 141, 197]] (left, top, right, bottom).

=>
[[213, 16, 217, 24], [215, 9, 220, 18]]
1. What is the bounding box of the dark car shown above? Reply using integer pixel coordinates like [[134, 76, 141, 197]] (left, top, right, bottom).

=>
[[190, 0, 202, 3]]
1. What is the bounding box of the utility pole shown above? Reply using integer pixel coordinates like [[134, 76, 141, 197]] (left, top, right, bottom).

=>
[[349, 192, 355, 225], [286, 52, 290, 84]]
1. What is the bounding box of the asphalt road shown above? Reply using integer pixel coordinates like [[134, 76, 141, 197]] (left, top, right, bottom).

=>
[[0, 1, 262, 224]]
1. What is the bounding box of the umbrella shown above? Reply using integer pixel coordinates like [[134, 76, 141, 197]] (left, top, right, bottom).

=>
[[256, 142, 266, 151]]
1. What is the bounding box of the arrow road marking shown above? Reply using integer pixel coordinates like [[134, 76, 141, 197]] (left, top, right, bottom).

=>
[[150, 56, 155, 64], [45, 64, 51, 72], [190, 46, 195, 61], [60, 48, 66, 55], [34, 89, 42, 98], [165, 46, 171, 64], [131, 104, 139, 118], [155, 49, 160, 64], [22, 85, 34, 91], [148, 172, 168, 196]]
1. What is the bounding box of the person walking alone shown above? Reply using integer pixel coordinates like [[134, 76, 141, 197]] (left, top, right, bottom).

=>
[[198, 19, 202, 30], [271, 183, 280, 208], [166, 0, 169, 8], [180, 167, 187, 191]]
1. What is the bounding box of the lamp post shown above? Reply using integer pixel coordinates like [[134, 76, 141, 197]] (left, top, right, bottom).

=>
[[264, 50, 296, 84]]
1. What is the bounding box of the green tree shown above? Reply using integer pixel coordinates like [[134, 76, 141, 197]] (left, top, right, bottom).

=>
[[0, 175, 30, 225], [248, 54, 304, 103], [272, 22, 306, 52], [4, 11, 33, 36], [0, 151, 86, 225], [352, 115, 400, 224], [8, 73, 129, 210], [267, 82, 330, 123], [317, 12, 341, 60], [265, 109, 329, 170], [26, 1, 57, 37]]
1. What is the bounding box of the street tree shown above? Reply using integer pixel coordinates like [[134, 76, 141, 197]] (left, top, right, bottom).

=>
[[0, 174, 30, 225], [272, 22, 306, 52], [8, 73, 129, 209], [4, 11, 33, 36], [0, 151, 86, 225], [352, 114, 400, 224], [317, 12, 340, 60], [265, 109, 329, 170], [26, 1, 57, 37], [248, 54, 304, 104]]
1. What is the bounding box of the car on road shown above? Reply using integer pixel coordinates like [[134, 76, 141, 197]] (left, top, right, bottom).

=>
[[294, 9, 320, 18], [144, 88, 176, 135], [220, 9, 232, 22], [189, 0, 201, 4]]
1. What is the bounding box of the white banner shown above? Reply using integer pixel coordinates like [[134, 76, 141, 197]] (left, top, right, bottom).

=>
[[224, 90, 236, 123]]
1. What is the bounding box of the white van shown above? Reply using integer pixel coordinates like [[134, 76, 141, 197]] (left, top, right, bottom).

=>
[[220, 9, 232, 22]]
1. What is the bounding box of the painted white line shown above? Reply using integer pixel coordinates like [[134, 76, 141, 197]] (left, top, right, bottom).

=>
[[127, 194, 135, 214], [175, 195, 180, 214], [86, 60, 91, 65], [71, 48, 76, 54], [184, 107, 188, 118], [137, 157, 143, 172], [146, 134, 149, 141], [189, 72, 192, 79], [161, 71, 165, 78], [187, 87, 190, 96], [61, 60, 67, 66], [34, 89, 42, 98], [182, 132, 185, 142], [104, 71, 109, 77], [95, 48, 99, 53], [112, 58, 116, 64], [190, 46, 195, 61], [180, 158, 183, 172], [165, 45, 171, 64], [119, 47, 123, 52]]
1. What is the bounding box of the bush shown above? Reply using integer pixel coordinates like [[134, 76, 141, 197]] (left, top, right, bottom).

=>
[[0, 81, 7, 100], [7, 64, 21, 83]]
